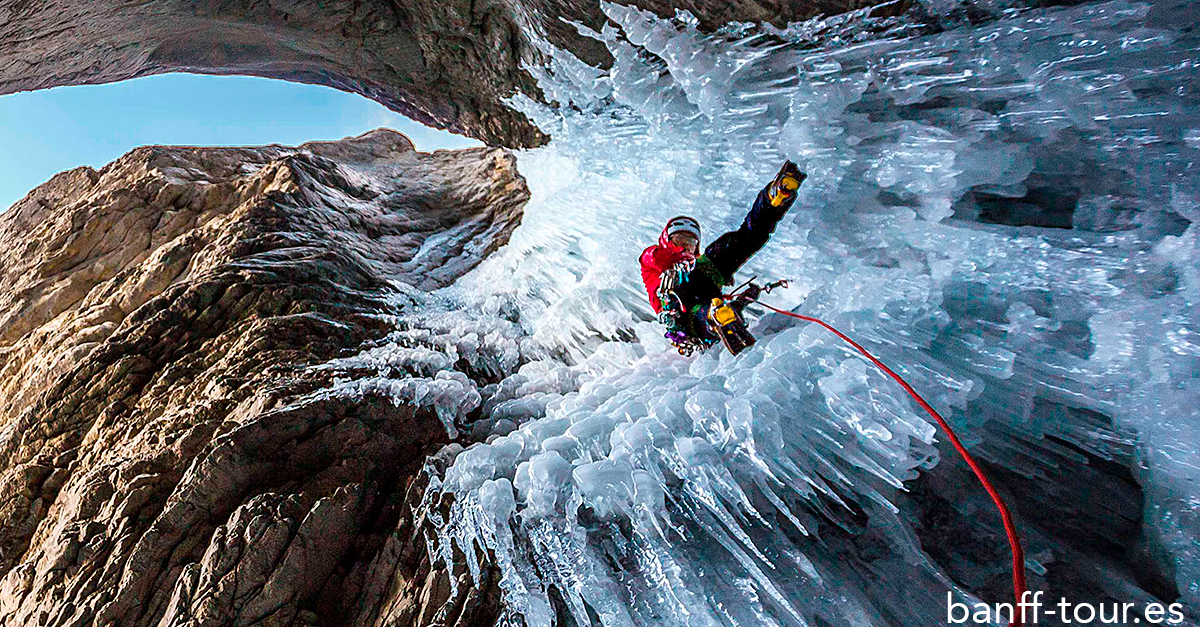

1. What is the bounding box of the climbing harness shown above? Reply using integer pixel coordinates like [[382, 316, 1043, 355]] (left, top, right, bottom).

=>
[[730, 279, 1029, 627]]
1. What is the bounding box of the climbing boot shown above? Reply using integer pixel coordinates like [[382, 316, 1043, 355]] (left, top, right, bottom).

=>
[[707, 297, 756, 355], [768, 160, 806, 207]]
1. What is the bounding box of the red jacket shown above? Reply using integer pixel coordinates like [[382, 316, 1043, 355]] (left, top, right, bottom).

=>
[[640, 225, 696, 314]]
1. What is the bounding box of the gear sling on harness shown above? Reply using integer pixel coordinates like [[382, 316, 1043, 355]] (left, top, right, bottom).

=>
[[742, 291, 1029, 626]]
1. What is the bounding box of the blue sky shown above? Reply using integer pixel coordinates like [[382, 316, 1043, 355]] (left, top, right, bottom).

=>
[[0, 73, 482, 211]]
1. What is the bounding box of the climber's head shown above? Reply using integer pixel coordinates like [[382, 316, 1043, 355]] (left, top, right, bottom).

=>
[[661, 215, 701, 255]]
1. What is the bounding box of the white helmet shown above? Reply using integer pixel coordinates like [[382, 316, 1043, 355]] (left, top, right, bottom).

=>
[[663, 215, 701, 242]]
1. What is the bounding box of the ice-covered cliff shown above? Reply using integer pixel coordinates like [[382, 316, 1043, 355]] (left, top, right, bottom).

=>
[[404, 0, 1200, 625], [1, 0, 1198, 624]]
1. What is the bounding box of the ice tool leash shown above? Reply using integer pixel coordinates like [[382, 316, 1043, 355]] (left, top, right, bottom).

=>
[[732, 281, 1029, 626]]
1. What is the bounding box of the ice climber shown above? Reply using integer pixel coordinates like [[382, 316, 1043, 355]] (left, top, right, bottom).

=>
[[641, 161, 806, 354]]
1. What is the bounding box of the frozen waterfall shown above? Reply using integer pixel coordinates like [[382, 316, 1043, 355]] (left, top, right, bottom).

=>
[[327, 0, 1199, 624]]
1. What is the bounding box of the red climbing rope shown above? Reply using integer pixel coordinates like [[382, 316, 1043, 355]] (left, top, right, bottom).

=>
[[750, 298, 1028, 626]]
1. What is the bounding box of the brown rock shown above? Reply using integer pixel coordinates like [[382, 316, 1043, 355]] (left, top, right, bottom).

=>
[[0, 129, 526, 626], [0, 0, 868, 148]]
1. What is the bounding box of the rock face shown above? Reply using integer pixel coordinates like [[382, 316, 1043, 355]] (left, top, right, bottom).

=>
[[0, 129, 527, 626], [0, 0, 867, 148]]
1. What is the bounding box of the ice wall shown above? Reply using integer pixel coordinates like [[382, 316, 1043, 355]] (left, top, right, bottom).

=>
[[338, 0, 1199, 623]]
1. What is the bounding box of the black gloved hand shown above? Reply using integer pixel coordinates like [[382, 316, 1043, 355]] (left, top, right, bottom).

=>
[[768, 160, 806, 207]]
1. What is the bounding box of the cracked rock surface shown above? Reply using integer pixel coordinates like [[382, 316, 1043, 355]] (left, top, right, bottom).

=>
[[0, 129, 526, 626]]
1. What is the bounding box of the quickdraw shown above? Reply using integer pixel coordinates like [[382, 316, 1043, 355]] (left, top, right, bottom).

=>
[[665, 330, 712, 356], [656, 257, 695, 314]]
